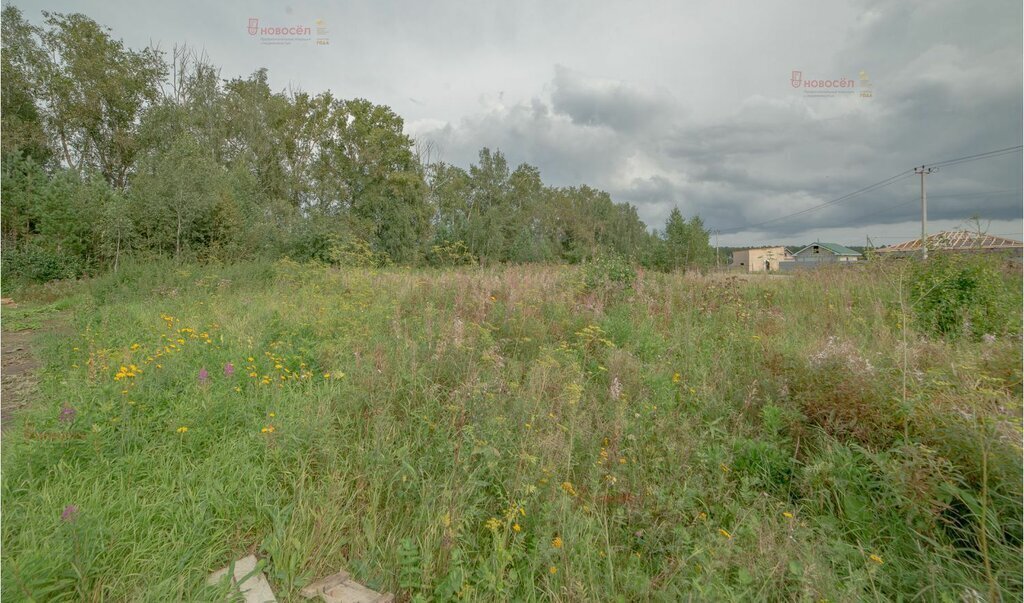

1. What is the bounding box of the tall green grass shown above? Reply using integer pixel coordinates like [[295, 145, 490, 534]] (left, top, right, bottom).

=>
[[2, 261, 1020, 600]]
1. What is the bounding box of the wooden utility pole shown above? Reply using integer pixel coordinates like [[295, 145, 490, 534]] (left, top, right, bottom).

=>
[[915, 166, 935, 259]]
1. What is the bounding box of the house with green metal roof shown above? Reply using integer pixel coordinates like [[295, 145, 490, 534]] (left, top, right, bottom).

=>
[[790, 242, 862, 264]]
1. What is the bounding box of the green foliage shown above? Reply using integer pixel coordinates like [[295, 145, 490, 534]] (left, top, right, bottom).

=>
[[908, 253, 1021, 340], [2, 11, 668, 285], [130, 135, 228, 260], [327, 238, 392, 268], [651, 208, 716, 272], [428, 150, 652, 266], [1, 7, 51, 164], [426, 240, 476, 267], [732, 437, 794, 491], [33, 10, 165, 189], [396, 538, 423, 594], [581, 253, 636, 292], [1, 243, 85, 285]]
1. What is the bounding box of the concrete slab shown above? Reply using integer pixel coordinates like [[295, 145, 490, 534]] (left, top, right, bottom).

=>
[[207, 555, 278, 603], [300, 570, 394, 602]]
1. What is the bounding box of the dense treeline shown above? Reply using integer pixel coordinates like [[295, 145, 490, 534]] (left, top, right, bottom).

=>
[[0, 7, 715, 284]]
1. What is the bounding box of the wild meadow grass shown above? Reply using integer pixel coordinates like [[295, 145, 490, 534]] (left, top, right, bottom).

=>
[[2, 259, 1021, 601]]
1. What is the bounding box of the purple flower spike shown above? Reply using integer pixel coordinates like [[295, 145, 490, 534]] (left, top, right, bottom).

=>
[[59, 405, 77, 423], [224, 362, 235, 377], [61, 504, 79, 522], [198, 367, 210, 384]]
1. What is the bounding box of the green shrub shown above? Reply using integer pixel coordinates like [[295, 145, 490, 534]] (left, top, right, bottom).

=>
[[327, 238, 392, 268], [909, 253, 1020, 340], [581, 253, 636, 293], [732, 437, 794, 491], [426, 240, 476, 267], [1, 244, 85, 285]]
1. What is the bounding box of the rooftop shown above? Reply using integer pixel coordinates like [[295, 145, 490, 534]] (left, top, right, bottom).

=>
[[874, 230, 1023, 253], [795, 242, 862, 256]]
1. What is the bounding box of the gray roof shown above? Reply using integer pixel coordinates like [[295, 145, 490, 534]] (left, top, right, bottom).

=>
[[793, 242, 862, 256]]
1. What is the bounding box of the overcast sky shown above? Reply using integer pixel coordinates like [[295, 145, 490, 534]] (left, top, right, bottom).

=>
[[12, 0, 1023, 246]]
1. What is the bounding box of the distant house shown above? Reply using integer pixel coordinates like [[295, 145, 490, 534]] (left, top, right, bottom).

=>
[[730, 246, 790, 272], [790, 242, 862, 264], [872, 230, 1023, 258]]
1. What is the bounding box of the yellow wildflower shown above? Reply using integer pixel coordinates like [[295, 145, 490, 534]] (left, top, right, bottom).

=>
[[718, 528, 732, 539], [247, 357, 255, 362], [176, 426, 188, 433], [552, 536, 563, 549], [869, 554, 883, 565], [512, 523, 522, 532], [484, 517, 501, 532], [548, 566, 557, 575], [783, 512, 794, 519], [560, 481, 578, 497], [261, 425, 276, 434], [672, 372, 681, 383], [130, 343, 140, 350]]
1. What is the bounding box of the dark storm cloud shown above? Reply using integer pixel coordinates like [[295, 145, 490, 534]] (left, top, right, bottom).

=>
[[550, 65, 675, 133], [411, 0, 1022, 245]]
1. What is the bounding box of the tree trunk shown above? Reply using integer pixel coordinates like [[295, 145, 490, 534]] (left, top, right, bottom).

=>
[[114, 230, 121, 272]]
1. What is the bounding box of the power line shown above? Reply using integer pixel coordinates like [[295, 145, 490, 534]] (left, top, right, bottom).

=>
[[926, 188, 1022, 199], [850, 189, 1022, 225], [715, 145, 1024, 234], [716, 171, 914, 234], [868, 232, 1023, 240], [924, 145, 1023, 169]]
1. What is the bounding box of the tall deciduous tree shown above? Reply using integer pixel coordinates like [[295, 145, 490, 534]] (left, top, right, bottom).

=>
[[34, 11, 165, 188], [130, 135, 224, 260], [1, 6, 51, 164]]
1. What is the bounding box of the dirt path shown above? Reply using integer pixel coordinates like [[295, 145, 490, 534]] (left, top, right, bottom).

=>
[[1, 329, 42, 433], [1, 301, 66, 435]]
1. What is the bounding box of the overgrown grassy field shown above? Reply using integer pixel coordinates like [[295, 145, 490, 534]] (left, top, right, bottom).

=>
[[2, 260, 1021, 601]]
